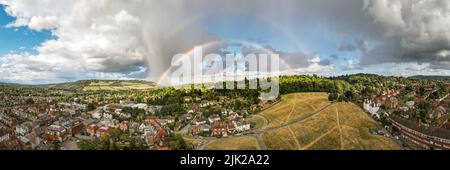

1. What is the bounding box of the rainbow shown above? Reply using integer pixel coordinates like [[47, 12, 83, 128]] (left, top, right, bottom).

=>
[[156, 40, 294, 85]]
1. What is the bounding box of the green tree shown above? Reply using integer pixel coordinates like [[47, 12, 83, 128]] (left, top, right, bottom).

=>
[[25, 98, 34, 105], [78, 140, 97, 150], [87, 103, 97, 111], [170, 134, 190, 150]]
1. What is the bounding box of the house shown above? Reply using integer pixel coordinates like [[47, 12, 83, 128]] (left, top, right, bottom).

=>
[[191, 104, 200, 111], [211, 122, 231, 136], [432, 106, 448, 126], [92, 111, 102, 119], [103, 104, 122, 112], [399, 105, 409, 112], [15, 124, 31, 136], [444, 121, 450, 129], [68, 121, 84, 135], [208, 114, 221, 123], [146, 106, 162, 114], [227, 123, 236, 133], [26, 132, 42, 149], [406, 101, 415, 109], [143, 125, 157, 137], [86, 124, 98, 136], [118, 121, 129, 131], [116, 112, 131, 119], [406, 91, 416, 98], [363, 99, 381, 118], [390, 115, 450, 150], [0, 113, 14, 126], [146, 134, 155, 146], [189, 124, 210, 135], [0, 128, 10, 143], [386, 97, 399, 109], [382, 90, 400, 97], [131, 103, 148, 110], [200, 124, 211, 132], [183, 96, 193, 102], [99, 119, 115, 128], [200, 100, 216, 108], [96, 127, 110, 138], [227, 112, 240, 121], [82, 118, 97, 127], [47, 125, 67, 142], [129, 122, 140, 133], [233, 119, 251, 132], [190, 125, 201, 135], [18, 136, 32, 150], [138, 123, 148, 133], [193, 118, 207, 125], [260, 100, 269, 106], [250, 104, 258, 111], [103, 112, 113, 120], [156, 117, 175, 126]]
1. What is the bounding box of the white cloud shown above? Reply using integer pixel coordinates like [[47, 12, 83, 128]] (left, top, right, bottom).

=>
[[294, 54, 334, 73], [0, 0, 217, 83], [342, 59, 362, 70]]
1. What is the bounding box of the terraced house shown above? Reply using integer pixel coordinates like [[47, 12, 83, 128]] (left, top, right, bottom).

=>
[[390, 115, 450, 150]]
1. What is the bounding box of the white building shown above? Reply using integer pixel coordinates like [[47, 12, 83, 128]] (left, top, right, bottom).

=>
[[208, 115, 221, 123], [406, 101, 415, 109], [103, 112, 113, 120], [363, 99, 381, 119], [92, 112, 102, 119], [132, 103, 148, 110], [233, 120, 251, 132], [194, 119, 207, 125], [15, 124, 30, 136]]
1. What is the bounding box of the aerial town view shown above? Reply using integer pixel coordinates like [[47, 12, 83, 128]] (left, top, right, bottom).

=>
[[0, 0, 449, 152]]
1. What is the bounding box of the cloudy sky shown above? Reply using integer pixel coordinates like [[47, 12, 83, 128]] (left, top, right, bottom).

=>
[[0, 0, 449, 84]]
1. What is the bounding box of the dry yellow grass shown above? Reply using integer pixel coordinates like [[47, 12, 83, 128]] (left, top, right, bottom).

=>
[[259, 93, 400, 150], [261, 127, 299, 150], [260, 93, 330, 127], [335, 103, 400, 150], [183, 137, 202, 147], [289, 105, 337, 147], [306, 128, 342, 150], [204, 137, 260, 150], [83, 81, 154, 91]]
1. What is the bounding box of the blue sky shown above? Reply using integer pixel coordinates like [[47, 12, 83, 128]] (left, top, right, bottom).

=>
[[0, 5, 53, 56]]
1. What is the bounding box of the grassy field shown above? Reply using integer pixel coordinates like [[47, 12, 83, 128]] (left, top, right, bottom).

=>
[[260, 93, 400, 150], [248, 115, 268, 130], [204, 137, 260, 150], [260, 127, 299, 150], [183, 137, 202, 148], [83, 81, 155, 91], [259, 93, 330, 127]]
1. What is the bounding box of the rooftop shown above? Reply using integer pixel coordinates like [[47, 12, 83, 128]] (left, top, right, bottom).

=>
[[390, 115, 450, 139]]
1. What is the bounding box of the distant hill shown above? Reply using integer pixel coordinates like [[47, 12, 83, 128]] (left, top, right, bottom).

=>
[[0, 80, 156, 91], [409, 75, 450, 80], [0, 82, 20, 86]]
